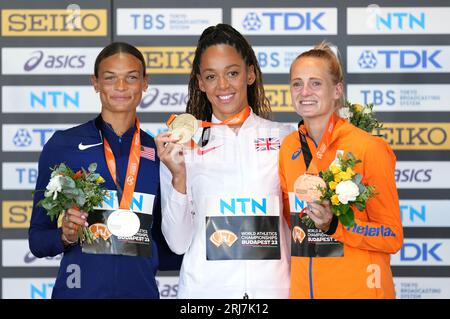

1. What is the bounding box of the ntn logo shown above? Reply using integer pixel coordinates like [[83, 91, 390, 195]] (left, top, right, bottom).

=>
[[400, 205, 426, 222], [30, 283, 54, 299], [376, 12, 425, 30], [220, 198, 267, 214], [102, 191, 145, 212], [31, 91, 79, 108]]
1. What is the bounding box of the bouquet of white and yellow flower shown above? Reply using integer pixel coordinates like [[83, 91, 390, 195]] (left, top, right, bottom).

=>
[[35, 162, 108, 244], [339, 100, 383, 133], [301, 152, 377, 228]]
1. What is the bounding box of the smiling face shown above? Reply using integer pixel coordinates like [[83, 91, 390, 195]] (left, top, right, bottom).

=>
[[290, 57, 343, 123], [91, 52, 148, 117], [197, 44, 255, 121]]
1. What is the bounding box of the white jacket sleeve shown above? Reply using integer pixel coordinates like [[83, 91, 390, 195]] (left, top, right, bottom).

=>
[[160, 163, 195, 255]]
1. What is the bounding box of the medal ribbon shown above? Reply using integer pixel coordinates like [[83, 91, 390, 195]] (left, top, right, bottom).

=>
[[166, 106, 251, 129], [166, 106, 251, 148], [103, 118, 141, 209], [298, 112, 338, 175]]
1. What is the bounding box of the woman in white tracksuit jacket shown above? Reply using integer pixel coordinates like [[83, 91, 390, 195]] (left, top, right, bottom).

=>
[[155, 24, 293, 299]]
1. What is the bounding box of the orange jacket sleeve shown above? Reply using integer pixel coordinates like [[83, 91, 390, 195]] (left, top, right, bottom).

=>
[[331, 138, 403, 254]]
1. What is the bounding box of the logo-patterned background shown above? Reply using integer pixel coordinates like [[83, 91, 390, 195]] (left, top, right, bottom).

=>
[[1, 0, 449, 299]]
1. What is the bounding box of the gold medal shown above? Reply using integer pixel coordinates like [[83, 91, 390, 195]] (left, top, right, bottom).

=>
[[294, 174, 326, 202], [168, 113, 198, 144]]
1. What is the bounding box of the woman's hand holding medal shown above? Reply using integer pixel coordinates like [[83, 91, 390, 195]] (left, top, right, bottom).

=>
[[156, 113, 199, 195], [294, 174, 333, 232]]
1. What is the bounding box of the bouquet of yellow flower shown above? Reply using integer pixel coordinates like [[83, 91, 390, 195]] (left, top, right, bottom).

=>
[[35, 162, 108, 244], [339, 100, 383, 133], [315, 152, 377, 227]]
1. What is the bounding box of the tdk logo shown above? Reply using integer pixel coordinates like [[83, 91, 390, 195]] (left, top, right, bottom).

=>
[[12, 128, 59, 147], [242, 11, 326, 31], [13, 129, 33, 147], [243, 12, 262, 31], [358, 51, 377, 68], [358, 49, 441, 69], [376, 12, 425, 31], [401, 242, 442, 262]]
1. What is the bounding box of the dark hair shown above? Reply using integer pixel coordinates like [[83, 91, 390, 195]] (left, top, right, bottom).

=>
[[94, 42, 146, 77], [186, 24, 270, 121]]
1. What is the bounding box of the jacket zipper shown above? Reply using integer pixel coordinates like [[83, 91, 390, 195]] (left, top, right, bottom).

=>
[[309, 257, 314, 299]]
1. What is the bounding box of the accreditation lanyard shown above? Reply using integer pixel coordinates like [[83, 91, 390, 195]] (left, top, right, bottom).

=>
[[298, 112, 338, 175], [103, 118, 141, 209]]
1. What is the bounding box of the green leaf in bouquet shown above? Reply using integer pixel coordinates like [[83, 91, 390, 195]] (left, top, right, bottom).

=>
[[62, 188, 79, 196], [352, 173, 362, 185], [87, 173, 100, 182], [88, 163, 97, 173], [42, 200, 57, 210], [59, 176, 76, 189], [75, 193, 86, 207], [354, 201, 366, 211], [338, 209, 355, 227]]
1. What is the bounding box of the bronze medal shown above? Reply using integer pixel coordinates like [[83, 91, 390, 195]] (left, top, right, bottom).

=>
[[294, 174, 326, 202]]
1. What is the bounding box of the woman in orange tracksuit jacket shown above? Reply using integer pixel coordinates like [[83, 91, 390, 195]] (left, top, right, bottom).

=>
[[279, 43, 403, 299]]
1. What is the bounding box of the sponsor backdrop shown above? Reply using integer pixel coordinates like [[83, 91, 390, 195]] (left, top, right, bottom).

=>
[[0, 0, 449, 299]]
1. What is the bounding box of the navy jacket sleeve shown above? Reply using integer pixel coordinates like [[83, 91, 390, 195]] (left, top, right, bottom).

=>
[[151, 186, 183, 271], [28, 132, 66, 258]]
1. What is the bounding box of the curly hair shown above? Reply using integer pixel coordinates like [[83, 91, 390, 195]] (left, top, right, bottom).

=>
[[186, 24, 270, 121]]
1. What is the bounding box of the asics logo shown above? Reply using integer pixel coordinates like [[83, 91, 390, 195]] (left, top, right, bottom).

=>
[[197, 145, 223, 156], [78, 142, 102, 151]]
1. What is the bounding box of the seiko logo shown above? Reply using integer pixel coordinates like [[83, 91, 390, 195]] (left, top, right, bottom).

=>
[[375, 123, 450, 150]]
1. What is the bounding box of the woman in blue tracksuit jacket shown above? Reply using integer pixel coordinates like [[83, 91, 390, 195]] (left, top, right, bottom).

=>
[[29, 42, 181, 298]]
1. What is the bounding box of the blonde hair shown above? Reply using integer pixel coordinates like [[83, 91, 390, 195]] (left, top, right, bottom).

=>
[[290, 41, 345, 108]]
